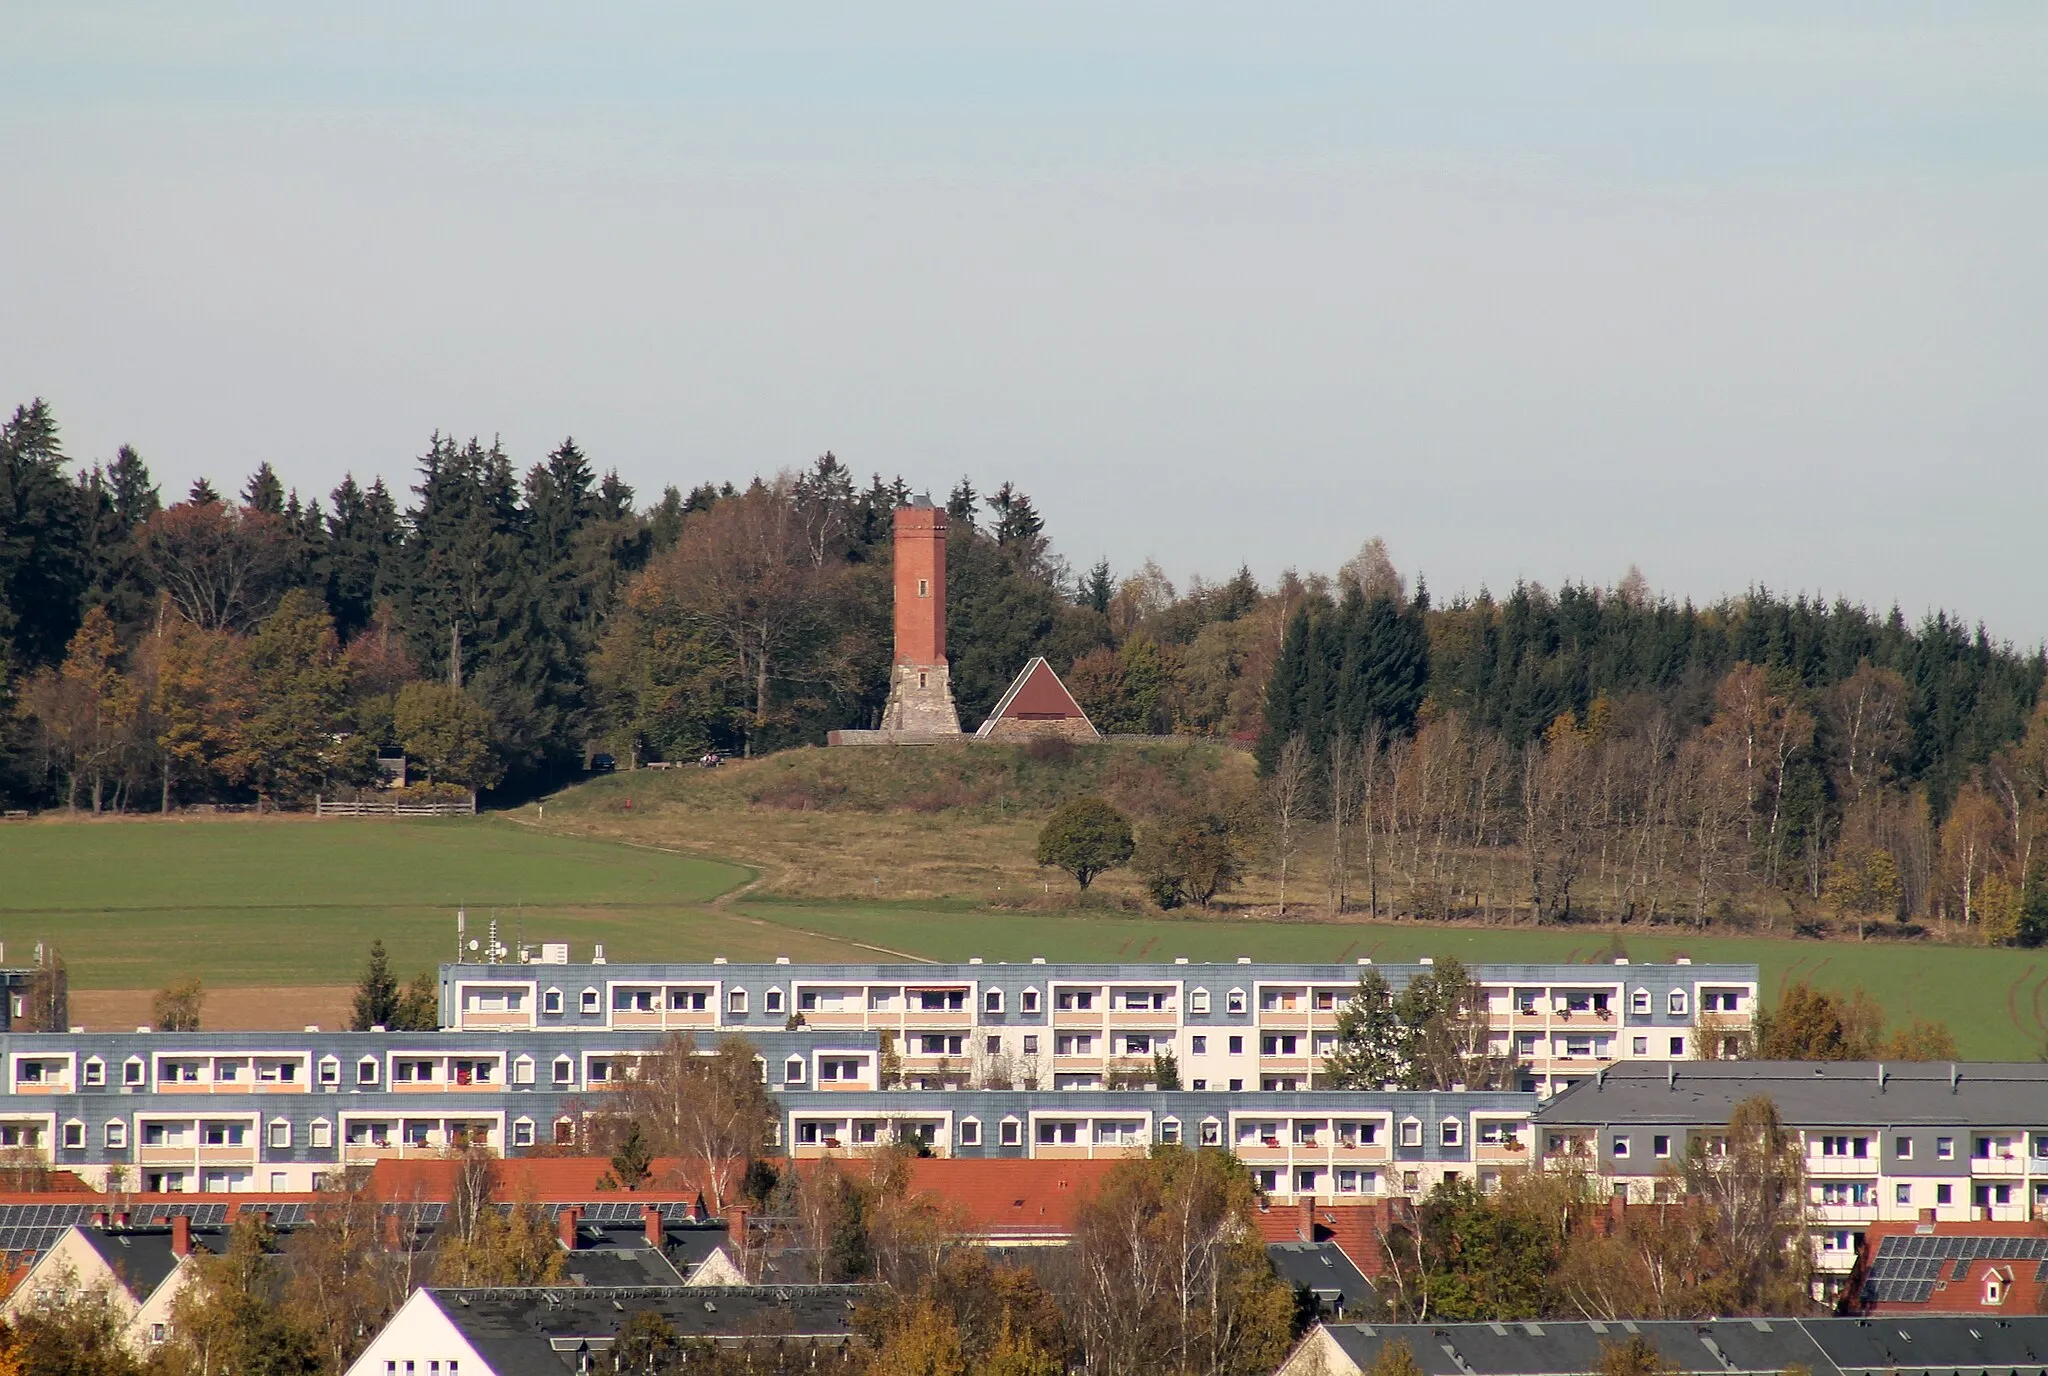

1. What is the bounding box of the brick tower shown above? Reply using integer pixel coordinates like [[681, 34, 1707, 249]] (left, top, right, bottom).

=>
[[880, 498, 962, 734]]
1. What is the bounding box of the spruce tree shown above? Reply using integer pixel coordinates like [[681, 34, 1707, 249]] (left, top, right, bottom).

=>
[[351, 940, 400, 1030], [242, 462, 285, 515], [1322, 968, 1406, 1089], [0, 400, 91, 669]]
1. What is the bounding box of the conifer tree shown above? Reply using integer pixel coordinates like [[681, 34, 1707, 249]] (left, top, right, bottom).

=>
[[350, 940, 400, 1030]]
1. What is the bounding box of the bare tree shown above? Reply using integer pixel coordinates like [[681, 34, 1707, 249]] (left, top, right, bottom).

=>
[[137, 500, 290, 631], [603, 1033, 776, 1212], [1267, 734, 1312, 916]]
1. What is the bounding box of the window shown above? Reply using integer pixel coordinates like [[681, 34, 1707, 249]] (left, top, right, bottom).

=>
[[542, 988, 562, 1014], [1037, 1121, 1080, 1145], [1399, 1119, 1422, 1148], [1159, 1119, 1181, 1145], [268, 1121, 291, 1149], [1261, 1034, 1299, 1056], [1228, 1036, 1244, 1056], [785, 1058, 806, 1084], [510, 1118, 535, 1148], [1228, 1078, 1244, 1091], [985, 990, 1003, 1014], [104, 1120, 127, 1149], [1668, 1036, 1685, 1056], [1055, 990, 1094, 1011], [310, 1120, 332, 1148], [1440, 1119, 1462, 1148], [1022, 1035, 1039, 1055], [985, 1036, 1002, 1056], [958, 1119, 980, 1146], [1653, 1134, 1671, 1158], [1191, 1078, 1207, 1090], [1895, 1136, 1913, 1160], [1191, 1036, 1207, 1055], [1200, 1119, 1223, 1146], [670, 989, 708, 1011], [1938, 1136, 1955, 1160], [1611, 1135, 1629, 1159], [1630, 1037, 1647, 1055], [580, 988, 601, 1014], [1190, 989, 1210, 1014], [1631, 990, 1650, 1016], [1000, 1119, 1022, 1147], [124, 1058, 145, 1086], [553, 1057, 574, 1085], [1896, 1183, 1912, 1205], [765, 989, 785, 1014], [82, 1059, 104, 1087], [61, 1121, 83, 1149], [356, 1059, 378, 1086], [1021, 989, 1041, 1013], [1937, 1183, 1954, 1205], [917, 578, 929, 597], [727, 989, 748, 1015], [1227, 990, 1246, 1015], [1668, 991, 1688, 1016]]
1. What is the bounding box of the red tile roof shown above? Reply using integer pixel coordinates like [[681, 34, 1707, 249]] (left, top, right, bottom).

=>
[[1853, 1220, 2048, 1315], [366, 1157, 708, 1203], [1253, 1198, 1394, 1278]]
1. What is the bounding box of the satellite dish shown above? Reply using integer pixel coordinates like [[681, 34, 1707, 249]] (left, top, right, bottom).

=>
[[468, 939, 480, 952]]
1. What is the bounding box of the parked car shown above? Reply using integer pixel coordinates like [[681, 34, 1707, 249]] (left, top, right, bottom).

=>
[[590, 753, 617, 774]]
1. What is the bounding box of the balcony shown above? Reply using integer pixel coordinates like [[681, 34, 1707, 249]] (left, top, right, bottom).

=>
[[1109, 1009, 1179, 1028], [1257, 1010, 1312, 1029], [793, 1009, 865, 1029], [1475, 1139, 1532, 1164], [198, 1144, 257, 1165], [1808, 1154, 1881, 1176], [1971, 1153, 2028, 1178], [459, 1009, 531, 1029], [611, 1010, 665, 1029], [138, 1145, 194, 1166], [903, 1010, 975, 1029], [1333, 1141, 1391, 1163]]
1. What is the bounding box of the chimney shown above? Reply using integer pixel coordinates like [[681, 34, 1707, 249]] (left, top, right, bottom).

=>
[[643, 1204, 664, 1249], [726, 1202, 750, 1264], [1297, 1195, 1316, 1242], [380, 1209, 402, 1250], [557, 1205, 582, 1252], [170, 1215, 192, 1258]]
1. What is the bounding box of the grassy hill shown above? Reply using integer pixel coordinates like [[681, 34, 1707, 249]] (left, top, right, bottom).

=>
[[534, 739, 1257, 906]]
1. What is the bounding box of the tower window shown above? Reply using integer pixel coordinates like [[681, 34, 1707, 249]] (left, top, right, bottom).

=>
[[918, 579, 930, 597], [918, 672, 928, 688]]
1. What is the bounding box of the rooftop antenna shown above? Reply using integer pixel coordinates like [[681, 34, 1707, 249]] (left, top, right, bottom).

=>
[[487, 918, 499, 965], [457, 908, 467, 962]]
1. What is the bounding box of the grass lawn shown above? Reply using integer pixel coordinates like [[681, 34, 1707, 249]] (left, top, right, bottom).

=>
[[0, 816, 876, 987], [735, 900, 2048, 1060], [6, 813, 2042, 1061]]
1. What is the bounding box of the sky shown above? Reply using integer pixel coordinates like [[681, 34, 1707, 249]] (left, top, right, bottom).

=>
[[4, 3, 2045, 642]]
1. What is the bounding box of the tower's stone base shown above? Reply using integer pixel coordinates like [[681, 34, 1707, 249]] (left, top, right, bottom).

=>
[[880, 662, 962, 735]]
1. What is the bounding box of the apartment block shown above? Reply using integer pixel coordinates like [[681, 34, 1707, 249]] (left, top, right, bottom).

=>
[[1531, 1061, 2048, 1292], [438, 957, 1757, 1096]]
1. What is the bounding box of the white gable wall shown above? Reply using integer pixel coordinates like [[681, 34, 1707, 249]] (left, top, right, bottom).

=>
[[344, 1290, 490, 1376]]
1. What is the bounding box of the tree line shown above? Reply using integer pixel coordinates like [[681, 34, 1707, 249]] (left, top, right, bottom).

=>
[[8, 390, 2043, 915]]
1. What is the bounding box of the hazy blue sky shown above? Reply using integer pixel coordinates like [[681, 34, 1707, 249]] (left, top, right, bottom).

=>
[[5, 4, 2044, 640]]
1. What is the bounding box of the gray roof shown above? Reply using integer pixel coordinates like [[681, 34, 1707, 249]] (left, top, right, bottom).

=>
[[1319, 1317, 2048, 1376], [1267, 1241, 1372, 1318], [74, 1226, 196, 1301], [1534, 1060, 2048, 1128], [428, 1285, 866, 1376]]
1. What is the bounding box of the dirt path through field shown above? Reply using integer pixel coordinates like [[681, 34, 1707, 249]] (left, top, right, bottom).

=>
[[73, 986, 355, 1032]]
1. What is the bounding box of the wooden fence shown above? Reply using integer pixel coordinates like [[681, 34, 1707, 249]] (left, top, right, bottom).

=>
[[314, 797, 476, 817]]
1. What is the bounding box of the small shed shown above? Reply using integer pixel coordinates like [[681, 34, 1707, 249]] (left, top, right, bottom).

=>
[[975, 658, 1100, 741]]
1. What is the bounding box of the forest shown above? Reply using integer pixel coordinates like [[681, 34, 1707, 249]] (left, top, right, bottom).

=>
[[3, 396, 2044, 936]]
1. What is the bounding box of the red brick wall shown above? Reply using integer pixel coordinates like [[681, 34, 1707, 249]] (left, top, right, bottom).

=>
[[893, 507, 947, 666]]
